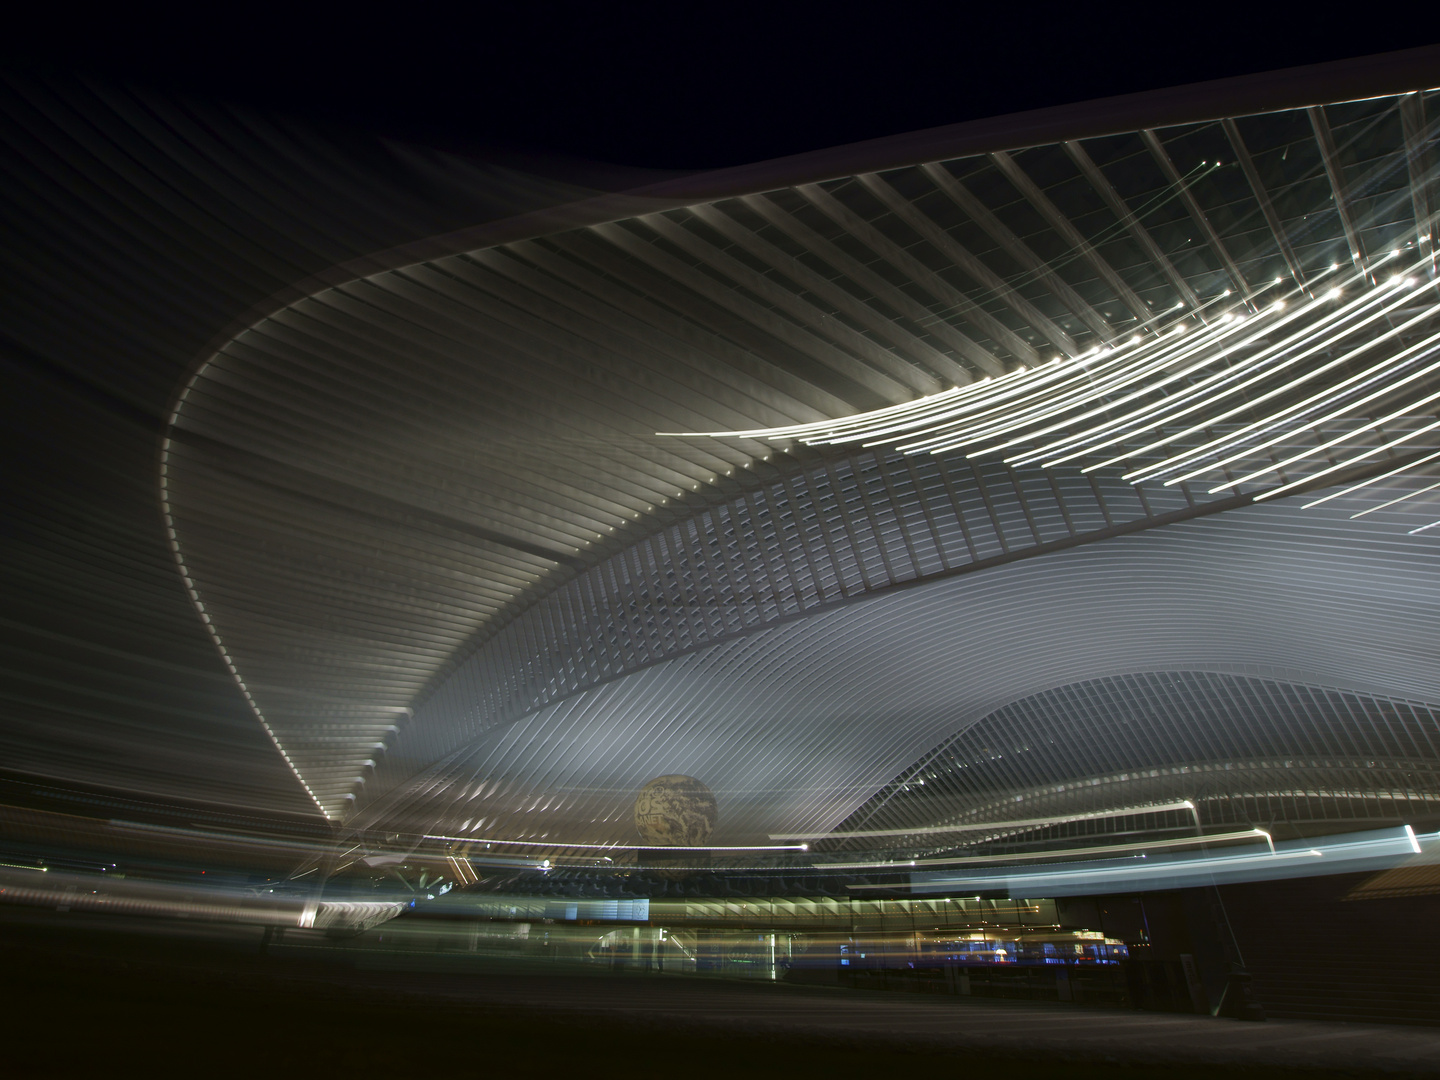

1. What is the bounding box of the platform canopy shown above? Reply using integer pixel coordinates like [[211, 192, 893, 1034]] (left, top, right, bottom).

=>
[[5, 48, 1440, 846]]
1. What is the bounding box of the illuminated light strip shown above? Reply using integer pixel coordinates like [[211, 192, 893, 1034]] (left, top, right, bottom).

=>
[[1147, 322, 1440, 486], [993, 317, 1288, 464], [1221, 382, 1440, 493], [738, 275, 1282, 461], [842, 355, 1111, 448], [846, 848, 1323, 889], [1069, 272, 1407, 473], [824, 828, 1274, 871], [916, 329, 1237, 457], [446, 855, 479, 885], [656, 370, 1010, 441], [1301, 447, 1440, 509], [663, 252, 1440, 529], [1118, 283, 1434, 480], [662, 313, 1171, 447], [906, 317, 1252, 456], [665, 258, 1397, 458], [422, 832, 808, 853], [672, 278, 1270, 456], [1255, 417, 1440, 502], [1350, 478, 1440, 519], [159, 434, 331, 820], [1018, 273, 1363, 467], [879, 361, 1113, 450], [767, 800, 1195, 842], [1408, 519, 1440, 535]]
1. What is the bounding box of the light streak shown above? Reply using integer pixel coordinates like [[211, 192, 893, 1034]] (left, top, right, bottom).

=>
[[825, 828, 1270, 871], [423, 833, 807, 853], [768, 800, 1195, 841], [663, 252, 1440, 530]]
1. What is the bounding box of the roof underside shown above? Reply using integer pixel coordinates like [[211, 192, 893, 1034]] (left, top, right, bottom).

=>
[[164, 80, 1440, 824], [6, 53, 1436, 844]]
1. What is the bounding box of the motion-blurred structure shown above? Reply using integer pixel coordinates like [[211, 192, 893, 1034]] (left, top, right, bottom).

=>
[[4, 45, 1440, 1041]]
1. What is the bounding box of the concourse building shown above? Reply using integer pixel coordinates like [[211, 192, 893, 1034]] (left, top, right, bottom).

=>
[[3, 46, 1440, 1028]]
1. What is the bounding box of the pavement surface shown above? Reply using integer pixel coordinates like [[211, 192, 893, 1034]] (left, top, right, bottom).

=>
[[348, 967, 1440, 1074]]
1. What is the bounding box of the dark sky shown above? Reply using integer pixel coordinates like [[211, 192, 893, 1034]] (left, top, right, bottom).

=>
[[7, 5, 1438, 170]]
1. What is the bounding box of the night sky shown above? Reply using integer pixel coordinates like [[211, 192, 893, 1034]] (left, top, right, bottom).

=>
[[6, 5, 1436, 169]]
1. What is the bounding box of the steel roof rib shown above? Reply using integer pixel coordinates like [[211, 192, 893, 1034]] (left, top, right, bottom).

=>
[[499, 239, 854, 419], [854, 171, 1079, 358], [1307, 106, 1367, 266], [681, 202, 964, 382], [585, 222, 914, 405], [1398, 92, 1438, 262], [988, 149, 1152, 323], [1222, 117, 1309, 287], [735, 192, 1000, 379], [916, 161, 1117, 342], [1140, 128, 1254, 298], [634, 211, 944, 394], [1062, 139, 1201, 311], [794, 182, 1023, 373], [364, 502, 1440, 844], [23, 57, 1427, 829]]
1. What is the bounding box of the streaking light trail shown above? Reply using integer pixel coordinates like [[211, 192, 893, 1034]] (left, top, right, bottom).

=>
[[664, 253, 1440, 528]]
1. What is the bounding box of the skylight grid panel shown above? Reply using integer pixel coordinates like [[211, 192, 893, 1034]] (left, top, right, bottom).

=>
[[1249, 679, 1309, 758], [869, 514, 915, 581], [748, 491, 806, 616], [1012, 471, 1069, 544], [1287, 217, 1358, 274], [674, 210, 778, 282], [817, 466, 874, 592], [658, 531, 710, 646], [1353, 208, 1423, 258], [576, 573, 621, 676], [908, 461, 965, 569], [1238, 678, 1301, 759], [775, 477, 834, 603], [940, 463, 1005, 561], [556, 580, 595, 667], [760, 493, 819, 611], [969, 461, 1030, 549], [796, 474, 858, 597], [1340, 100, 1410, 174], [694, 511, 742, 633], [842, 519, 888, 591], [854, 457, 910, 579], [714, 503, 767, 626], [1039, 170, 1161, 292], [830, 464, 890, 587], [1087, 473, 1149, 525], [1042, 471, 1107, 534], [1305, 686, 1364, 759], [517, 614, 555, 703], [631, 543, 670, 654], [884, 464, 945, 577], [1368, 694, 1424, 761], [652, 527, 691, 612], [1325, 94, 1403, 145], [1400, 702, 1440, 758], [492, 623, 531, 712], [532, 600, 568, 694], [734, 504, 784, 623], [805, 556, 841, 605], [597, 557, 644, 660], [1131, 479, 1190, 517]]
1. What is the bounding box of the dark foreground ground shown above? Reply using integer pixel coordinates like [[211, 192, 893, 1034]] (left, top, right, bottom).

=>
[[2, 909, 1436, 1078]]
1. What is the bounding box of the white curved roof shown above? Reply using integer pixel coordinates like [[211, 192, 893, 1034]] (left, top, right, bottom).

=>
[[10, 52, 1436, 839], [160, 63, 1440, 827]]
